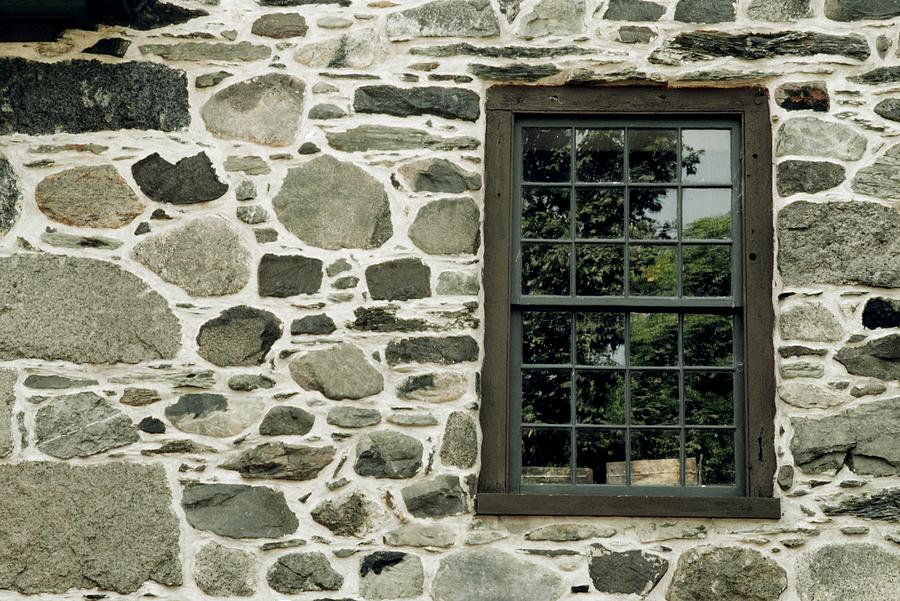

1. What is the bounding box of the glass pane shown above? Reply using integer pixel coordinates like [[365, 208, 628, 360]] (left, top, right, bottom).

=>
[[522, 428, 571, 485], [683, 188, 731, 240], [522, 187, 570, 239], [683, 129, 731, 184], [629, 129, 678, 183], [630, 430, 682, 486], [522, 243, 570, 296], [522, 311, 571, 364], [685, 430, 735, 486], [683, 245, 731, 297], [578, 429, 626, 484], [683, 314, 733, 366], [630, 312, 678, 366], [630, 370, 680, 425], [523, 127, 571, 183], [576, 245, 624, 296], [576, 312, 625, 366], [629, 245, 677, 296], [576, 188, 624, 239], [685, 372, 734, 426], [629, 188, 678, 240], [576, 371, 624, 424], [522, 369, 571, 424], [576, 128, 624, 182]]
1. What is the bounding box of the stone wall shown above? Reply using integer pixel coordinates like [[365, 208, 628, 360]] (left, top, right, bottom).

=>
[[0, 0, 899, 599]]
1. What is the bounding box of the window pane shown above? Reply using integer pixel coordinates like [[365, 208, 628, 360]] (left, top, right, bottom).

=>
[[522, 187, 570, 239], [576, 371, 624, 424], [522, 369, 571, 424], [578, 429, 626, 484], [523, 127, 571, 183], [576, 244, 624, 296], [629, 245, 677, 296], [685, 372, 734, 426], [629, 129, 678, 183], [576, 128, 624, 182], [630, 430, 681, 486], [683, 245, 731, 297], [522, 311, 571, 364], [683, 188, 731, 240], [630, 370, 679, 425], [577, 188, 624, 239], [576, 312, 625, 366], [683, 314, 733, 366], [522, 243, 570, 296], [685, 430, 735, 486], [683, 129, 731, 184], [629, 188, 678, 240], [630, 312, 678, 366], [522, 428, 571, 485]]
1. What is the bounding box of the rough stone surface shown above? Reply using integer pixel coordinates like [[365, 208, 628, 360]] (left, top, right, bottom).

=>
[[779, 382, 846, 409], [674, 0, 735, 23], [165, 393, 264, 437], [875, 98, 900, 122], [386, 0, 500, 40], [835, 335, 900, 380], [228, 374, 275, 392], [291, 314, 337, 335], [796, 544, 900, 600], [0, 156, 20, 236], [780, 302, 842, 342], [290, 343, 384, 400], [0, 462, 181, 593], [384, 523, 456, 547], [776, 117, 867, 160], [0, 254, 180, 363], [0, 370, 14, 458], [397, 372, 468, 402], [328, 406, 382, 428], [360, 552, 424, 600], [777, 465, 795, 490], [526, 524, 616, 541], [197, 306, 281, 367], [409, 197, 480, 255], [295, 29, 385, 69], [774, 81, 829, 111], [355, 430, 424, 478], [386, 335, 479, 365], [194, 543, 257, 597], [665, 546, 788, 601], [354, 85, 480, 121], [440, 411, 477, 468], [852, 144, 900, 200], [223, 441, 335, 480], [308, 103, 346, 119], [258, 253, 323, 297], [436, 271, 480, 295], [399, 158, 481, 193], [251, 13, 308, 38], [365, 258, 432, 300], [201, 74, 305, 146], [826, 0, 900, 21], [131, 151, 228, 204], [84, 37, 131, 57], [133, 216, 251, 296], [603, 0, 665, 20], [589, 546, 668, 596], [822, 489, 900, 522], [432, 549, 563, 601], [863, 297, 900, 329], [274, 155, 392, 250], [35, 392, 138, 459], [139, 41, 271, 61], [35, 165, 142, 228], [849, 66, 900, 84], [326, 124, 480, 152], [518, 0, 585, 38], [747, 0, 812, 20], [311, 490, 376, 536], [651, 32, 870, 64], [259, 406, 315, 436], [268, 552, 343, 593], [182, 482, 298, 538], [776, 160, 844, 195], [402, 474, 468, 517]]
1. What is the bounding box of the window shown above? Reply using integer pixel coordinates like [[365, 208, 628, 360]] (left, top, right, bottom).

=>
[[479, 87, 779, 518]]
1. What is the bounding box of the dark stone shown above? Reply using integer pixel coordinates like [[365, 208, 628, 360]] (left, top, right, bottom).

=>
[[197, 306, 282, 367], [835, 335, 900, 380], [777, 465, 795, 490], [195, 70, 232, 88], [298, 142, 320, 154], [135, 222, 150, 235], [875, 98, 900, 122], [259, 406, 315, 436], [131, 152, 227, 204], [386, 335, 479, 365], [410, 43, 592, 58], [0, 58, 189, 135], [776, 160, 844, 195], [291, 314, 337, 335], [251, 13, 309, 38], [674, 0, 735, 22], [0, 156, 20, 236], [603, 0, 665, 20], [468, 63, 560, 82], [181, 482, 298, 538], [365, 258, 431, 301], [165, 393, 227, 420], [360, 551, 405, 576], [258, 254, 323, 297], [617, 26, 657, 44], [310, 491, 373, 536], [779, 345, 828, 358], [97, 0, 205, 29], [23, 375, 98, 389], [588, 546, 668, 596], [826, 0, 900, 21], [823, 489, 900, 522], [268, 552, 343, 593], [354, 85, 480, 121], [333, 276, 358, 289], [138, 416, 166, 434], [222, 442, 335, 480], [401, 475, 467, 518], [849, 66, 900, 84], [862, 298, 900, 329], [354, 430, 423, 479], [83, 37, 132, 58], [651, 31, 870, 64], [775, 82, 829, 111], [350, 307, 431, 333]]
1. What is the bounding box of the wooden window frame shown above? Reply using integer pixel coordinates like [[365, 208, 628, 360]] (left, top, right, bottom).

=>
[[479, 86, 779, 519]]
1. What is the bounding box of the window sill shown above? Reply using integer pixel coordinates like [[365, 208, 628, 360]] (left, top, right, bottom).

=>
[[476, 493, 781, 519]]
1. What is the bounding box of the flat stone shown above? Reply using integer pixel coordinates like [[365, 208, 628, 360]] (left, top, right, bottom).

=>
[[776, 160, 844, 195], [349, 307, 419, 333], [433, 549, 563, 601], [617, 25, 657, 43], [0, 254, 180, 363], [665, 546, 787, 601], [440, 411, 477, 468], [778, 201, 900, 288], [409, 197, 480, 255], [224, 155, 270, 175], [131, 151, 227, 204], [195, 543, 257, 597], [781, 362, 824, 379], [436, 271, 480, 295], [386, 0, 500, 40], [133, 216, 251, 296], [651, 32, 870, 65], [748, 0, 812, 20], [354, 430, 423, 478], [589, 546, 668, 596], [674, 0, 735, 22], [258, 254, 323, 297], [295, 29, 385, 69], [797, 544, 900, 600], [222, 441, 335, 480], [326, 124, 480, 152], [23, 374, 97, 389], [0, 462, 180, 594], [318, 16, 352, 28], [526, 524, 615, 541], [388, 412, 438, 426], [469, 63, 560, 82], [120, 388, 162, 406], [182, 482, 298, 539], [365, 258, 431, 300], [328, 406, 382, 428], [386, 335, 479, 365], [311, 490, 377, 536], [35, 165, 143, 228], [259, 0, 351, 4], [309, 103, 346, 119], [401, 474, 467, 517], [165, 393, 264, 437], [851, 378, 887, 397], [822, 489, 900, 522], [0, 156, 20, 236], [354, 85, 480, 121], [775, 81, 829, 111], [399, 158, 481, 193], [826, 0, 900, 21], [790, 398, 900, 475], [274, 155, 391, 250], [268, 552, 343, 593], [0, 58, 189, 135], [849, 66, 900, 85], [603, 0, 664, 19], [780, 302, 842, 341], [397, 372, 468, 402], [252, 13, 308, 38], [779, 382, 846, 409], [385, 523, 455, 547], [197, 306, 282, 367], [853, 143, 900, 200], [863, 297, 900, 329], [0, 370, 15, 458], [776, 117, 866, 160], [41, 231, 122, 250], [259, 406, 315, 435], [333, 275, 359, 289], [518, 0, 585, 38], [358, 552, 423, 600], [196, 70, 231, 88], [83, 37, 131, 57], [875, 98, 900, 122], [139, 41, 271, 61], [836, 335, 900, 380], [290, 343, 384, 400], [291, 314, 337, 335], [410, 42, 591, 58]]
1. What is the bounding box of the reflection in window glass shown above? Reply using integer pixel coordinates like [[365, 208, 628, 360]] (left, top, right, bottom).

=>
[[685, 372, 734, 426], [683, 314, 733, 366], [523, 128, 571, 182], [683, 188, 731, 240], [522, 187, 570, 239], [578, 429, 626, 484], [629, 129, 678, 183], [522, 243, 570, 296], [630, 312, 679, 366], [686, 430, 736, 486], [576, 128, 625, 182], [683, 245, 731, 297], [630, 370, 679, 425], [522, 311, 571, 364], [576, 245, 624, 296], [522, 369, 571, 424], [577, 188, 624, 239], [631, 430, 681, 486], [630, 188, 678, 240], [576, 371, 625, 425], [576, 312, 625, 365], [522, 428, 571, 485], [682, 129, 731, 184], [629, 245, 677, 296]]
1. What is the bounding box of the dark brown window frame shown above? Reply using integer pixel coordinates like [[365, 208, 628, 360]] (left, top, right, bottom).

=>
[[479, 86, 779, 519]]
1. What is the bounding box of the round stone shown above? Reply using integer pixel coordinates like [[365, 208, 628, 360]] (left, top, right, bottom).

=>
[[797, 543, 900, 601], [194, 543, 257, 597], [409, 197, 481, 255], [36, 165, 143, 228], [197, 306, 282, 367]]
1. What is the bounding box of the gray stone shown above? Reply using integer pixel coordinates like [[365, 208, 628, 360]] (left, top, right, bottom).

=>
[[797, 544, 900, 600], [197, 306, 282, 367], [0, 254, 180, 363], [274, 155, 391, 250], [224, 155, 270, 175], [589, 546, 668, 596], [195, 543, 257, 597], [131, 151, 228, 204], [358, 553, 423, 600], [0, 156, 20, 236], [291, 314, 337, 335], [498, 0, 521, 20], [778, 201, 900, 288], [23, 374, 98, 389], [411, 42, 591, 58], [603, 0, 665, 20], [409, 197, 480, 255], [780, 302, 842, 342], [258, 254, 323, 297], [469, 63, 560, 82], [776, 117, 866, 160], [518, 0, 585, 38], [35, 165, 142, 228], [355, 430, 423, 478], [41, 231, 123, 250], [268, 552, 343, 593], [617, 25, 657, 43], [349, 306, 431, 333], [747, 0, 812, 20], [399, 158, 481, 193], [526, 524, 616, 541], [290, 343, 384, 400], [251, 13, 308, 38], [259, 406, 315, 435], [779, 383, 846, 409], [781, 362, 824, 379], [354, 85, 480, 121], [853, 143, 900, 200], [165, 393, 264, 437], [651, 32, 870, 65], [120, 388, 162, 406], [401, 474, 467, 517], [386, 0, 500, 40], [318, 15, 352, 28], [863, 297, 900, 329], [326, 124, 480, 152], [440, 411, 477, 468], [850, 66, 900, 84], [328, 406, 382, 428], [851, 378, 887, 397], [365, 258, 431, 300], [433, 549, 563, 601], [182, 482, 298, 538], [774, 81, 829, 111], [386, 335, 479, 365], [385, 523, 455, 547], [777, 465, 794, 490], [259, 0, 350, 4], [436, 271, 480, 296], [877, 34, 892, 57], [201, 74, 305, 146], [665, 546, 787, 601], [34, 392, 137, 459], [311, 491, 376, 536], [139, 41, 271, 61], [222, 441, 335, 480], [823, 489, 900, 522], [397, 372, 468, 402], [791, 398, 900, 475], [0, 58, 189, 135], [196, 70, 232, 88], [309, 103, 347, 119], [0, 370, 15, 458], [388, 412, 438, 427], [295, 29, 385, 69], [776, 160, 844, 196], [237, 205, 268, 224], [826, 0, 900, 20], [327, 258, 352, 276], [0, 462, 180, 593], [333, 275, 359, 289], [836, 335, 900, 380], [133, 216, 251, 296], [674, 0, 735, 22]]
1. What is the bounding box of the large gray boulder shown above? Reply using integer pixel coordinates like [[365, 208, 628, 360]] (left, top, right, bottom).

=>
[[360, 552, 424, 600], [797, 544, 900, 601], [182, 482, 298, 539], [432, 548, 564, 601], [665, 546, 787, 601], [589, 546, 668, 596]]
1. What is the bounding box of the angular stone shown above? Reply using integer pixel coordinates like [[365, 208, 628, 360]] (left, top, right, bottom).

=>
[[665, 546, 787, 601], [23, 374, 97, 389], [776, 117, 866, 160], [333, 275, 359, 289], [222, 441, 335, 480], [526, 524, 615, 541], [350, 308, 429, 334], [386, 0, 500, 40], [853, 144, 900, 200], [826, 0, 900, 21], [365, 258, 431, 301], [402, 474, 467, 518], [139, 41, 271, 61], [197, 306, 282, 367], [674, 0, 734, 22], [0, 156, 20, 237], [775, 82, 829, 111], [311, 491, 376, 536], [836, 335, 900, 380], [274, 155, 391, 250], [651, 32, 870, 65], [0, 58, 189, 135], [589, 546, 668, 596], [797, 544, 900, 600], [397, 372, 468, 402], [617, 25, 657, 43], [748, 0, 812, 20], [386, 335, 479, 365], [354, 85, 480, 121], [195, 543, 257, 597], [440, 411, 477, 468], [165, 393, 264, 438], [0, 462, 180, 594], [433, 549, 563, 601], [875, 98, 900, 122], [252, 13, 308, 38], [137, 416, 165, 434], [409, 197, 480, 255], [777, 465, 794, 490], [328, 406, 382, 428], [290, 343, 384, 400], [202, 74, 304, 147], [0, 370, 15, 458], [791, 398, 900, 475], [355, 430, 423, 478], [469, 63, 560, 82], [518, 0, 585, 38], [258, 254, 323, 297], [385, 523, 455, 547], [259, 406, 315, 436], [83, 37, 131, 57], [224, 155, 270, 175], [131, 151, 227, 204], [778, 201, 900, 288], [259, 0, 350, 4], [196, 70, 232, 88], [399, 158, 481, 193], [822, 489, 900, 522], [268, 552, 343, 593], [295, 29, 385, 69], [133, 216, 251, 296], [326, 124, 480, 152], [849, 66, 900, 85], [863, 297, 900, 329], [603, 0, 664, 20], [780, 302, 842, 341], [359, 552, 424, 600], [236, 205, 268, 225], [0, 254, 180, 363], [35, 165, 143, 228], [120, 387, 162, 406], [776, 160, 844, 195], [182, 482, 298, 539], [291, 314, 337, 335], [779, 382, 846, 409]]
